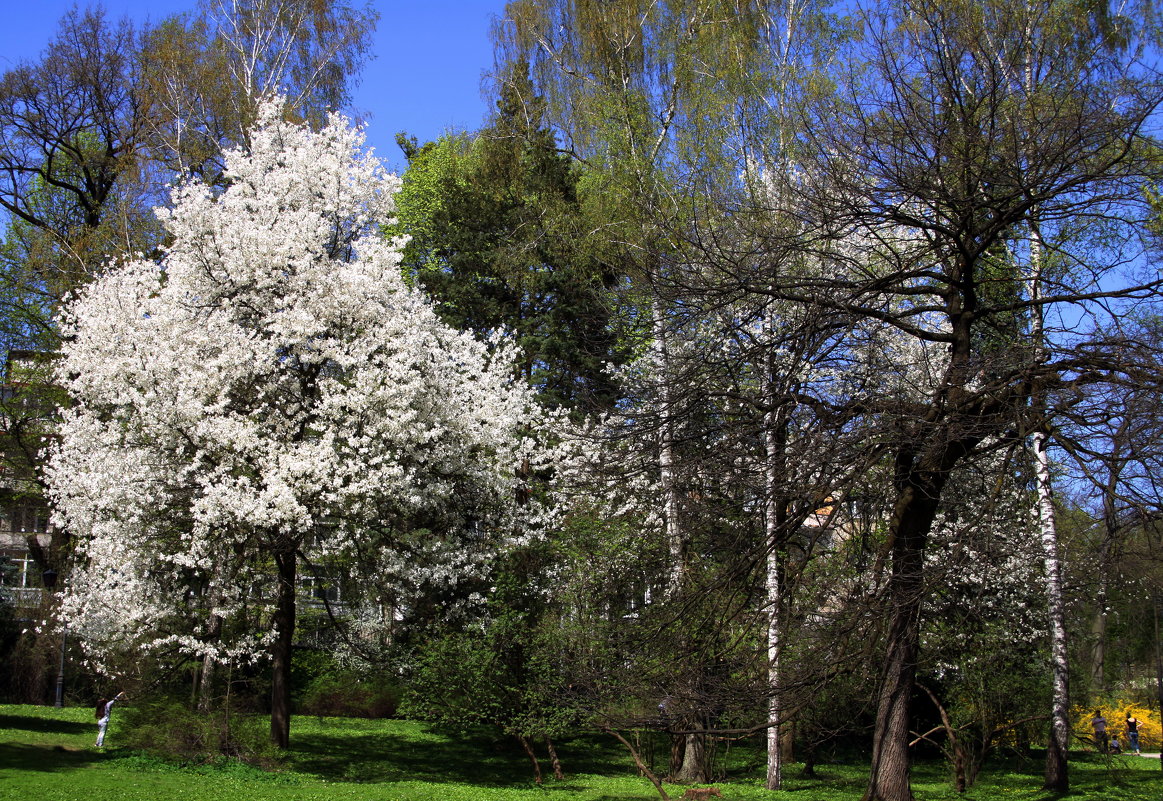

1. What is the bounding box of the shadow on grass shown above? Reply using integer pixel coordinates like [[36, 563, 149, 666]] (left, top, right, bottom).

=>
[[0, 741, 112, 773], [288, 724, 639, 787], [0, 713, 91, 737], [290, 727, 533, 785]]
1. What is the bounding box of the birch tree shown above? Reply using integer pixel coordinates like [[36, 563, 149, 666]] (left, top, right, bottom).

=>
[[494, 2, 849, 781], [142, 0, 377, 183]]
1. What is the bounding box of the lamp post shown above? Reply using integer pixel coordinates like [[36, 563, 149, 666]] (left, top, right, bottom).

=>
[[41, 568, 65, 708]]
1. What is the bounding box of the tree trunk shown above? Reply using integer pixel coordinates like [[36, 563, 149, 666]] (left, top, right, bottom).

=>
[[865, 611, 920, 801], [198, 611, 223, 713], [670, 732, 685, 778], [781, 721, 795, 763], [198, 651, 216, 713], [864, 481, 941, 801], [270, 548, 297, 749], [764, 347, 788, 790], [1090, 606, 1107, 694], [1033, 429, 1069, 792], [546, 736, 564, 781], [919, 684, 967, 792], [674, 726, 707, 783], [517, 735, 543, 784], [1026, 222, 1069, 792], [766, 541, 784, 790], [604, 726, 671, 801]]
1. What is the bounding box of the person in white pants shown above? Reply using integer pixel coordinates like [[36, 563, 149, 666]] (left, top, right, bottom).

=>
[[95, 691, 125, 747]]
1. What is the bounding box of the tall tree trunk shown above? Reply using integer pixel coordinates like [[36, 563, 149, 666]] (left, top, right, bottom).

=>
[[198, 600, 223, 712], [1089, 606, 1107, 693], [1027, 222, 1069, 792], [517, 735, 543, 784], [674, 722, 707, 783], [766, 544, 784, 790], [864, 480, 941, 801], [546, 736, 564, 781], [1035, 427, 1070, 791], [270, 548, 297, 749], [670, 732, 685, 778], [762, 299, 790, 789], [198, 648, 217, 713]]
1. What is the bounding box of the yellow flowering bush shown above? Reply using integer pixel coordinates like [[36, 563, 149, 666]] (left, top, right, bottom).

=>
[[1073, 701, 1160, 751]]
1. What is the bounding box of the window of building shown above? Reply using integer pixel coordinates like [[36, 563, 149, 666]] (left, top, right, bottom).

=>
[[10, 504, 48, 534]]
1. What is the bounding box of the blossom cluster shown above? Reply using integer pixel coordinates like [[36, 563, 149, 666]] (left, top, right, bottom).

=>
[[47, 99, 541, 666]]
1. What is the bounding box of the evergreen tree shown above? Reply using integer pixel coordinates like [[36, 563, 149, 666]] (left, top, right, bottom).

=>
[[394, 63, 628, 414]]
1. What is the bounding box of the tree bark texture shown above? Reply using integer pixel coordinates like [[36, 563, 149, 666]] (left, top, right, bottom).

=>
[[764, 339, 788, 790], [270, 548, 297, 749], [518, 734, 543, 784], [197, 583, 224, 713], [674, 727, 708, 784], [766, 544, 784, 791], [546, 736, 564, 781], [1033, 429, 1069, 791], [864, 480, 942, 801]]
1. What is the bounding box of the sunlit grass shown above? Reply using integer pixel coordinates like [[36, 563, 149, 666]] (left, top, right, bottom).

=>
[[2, 704, 1160, 800]]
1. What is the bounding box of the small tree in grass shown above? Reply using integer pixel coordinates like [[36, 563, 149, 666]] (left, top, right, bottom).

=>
[[46, 98, 540, 748]]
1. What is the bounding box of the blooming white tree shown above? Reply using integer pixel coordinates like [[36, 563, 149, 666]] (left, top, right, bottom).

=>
[[47, 99, 539, 747]]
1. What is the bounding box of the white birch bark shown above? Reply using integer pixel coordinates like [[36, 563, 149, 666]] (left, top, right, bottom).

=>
[[759, 3, 800, 782], [765, 505, 783, 789], [1028, 223, 1070, 787], [763, 311, 784, 790], [1007, 14, 1069, 780], [1034, 426, 1070, 768]]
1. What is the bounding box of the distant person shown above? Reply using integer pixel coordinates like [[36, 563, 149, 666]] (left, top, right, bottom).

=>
[[95, 691, 125, 747], [1091, 709, 1108, 753], [1110, 735, 1122, 754], [1126, 713, 1141, 755]]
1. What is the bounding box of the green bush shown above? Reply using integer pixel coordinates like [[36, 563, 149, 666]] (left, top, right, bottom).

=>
[[120, 697, 281, 766], [299, 672, 401, 718]]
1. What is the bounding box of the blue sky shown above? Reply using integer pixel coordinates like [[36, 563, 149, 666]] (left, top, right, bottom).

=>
[[0, 0, 504, 172]]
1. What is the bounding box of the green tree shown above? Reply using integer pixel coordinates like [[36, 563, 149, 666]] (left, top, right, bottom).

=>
[[0, 7, 156, 308], [394, 64, 628, 414], [492, 2, 853, 786], [404, 543, 581, 783]]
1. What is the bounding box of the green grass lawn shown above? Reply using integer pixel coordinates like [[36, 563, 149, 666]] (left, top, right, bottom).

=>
[[1, 704, 1160, 800]]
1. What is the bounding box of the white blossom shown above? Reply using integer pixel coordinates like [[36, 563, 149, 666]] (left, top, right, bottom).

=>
[[47, 99, 542, 669]]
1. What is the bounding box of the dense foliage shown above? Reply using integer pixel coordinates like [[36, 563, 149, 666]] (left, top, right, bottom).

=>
[[1, 3, 1162, 801]]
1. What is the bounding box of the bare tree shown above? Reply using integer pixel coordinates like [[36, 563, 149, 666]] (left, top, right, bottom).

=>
[[142, 0, 377, 183], [754, 1, 1163, 798]]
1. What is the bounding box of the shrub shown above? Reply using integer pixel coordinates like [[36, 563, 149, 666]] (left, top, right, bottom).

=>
[[299, 672, 400, 719], [1073, 700, 1161, 751], [120, 697, 281, 766]]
